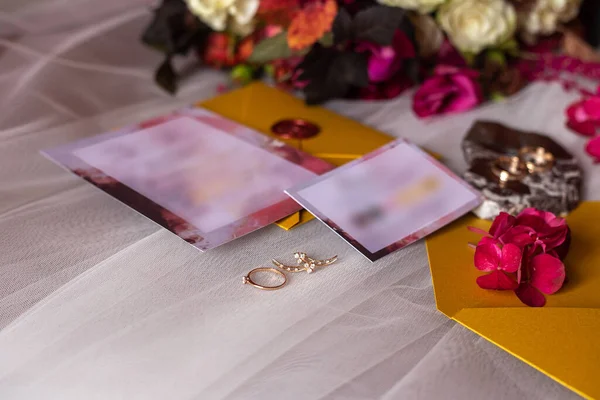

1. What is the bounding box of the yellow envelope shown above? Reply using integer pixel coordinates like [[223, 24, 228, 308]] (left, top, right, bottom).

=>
[[425, 202, 600, 400], [197, 82, 394, 230]]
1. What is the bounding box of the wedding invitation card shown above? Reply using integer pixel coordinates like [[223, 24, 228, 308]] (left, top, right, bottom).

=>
[[42, 108, 333, 251], [285, 140, 482, 261]]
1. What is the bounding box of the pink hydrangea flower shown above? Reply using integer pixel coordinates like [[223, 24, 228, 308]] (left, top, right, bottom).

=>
[[469, 208, 569, 307], [472, 209, 569, 254], [474, 241, 521, 290]]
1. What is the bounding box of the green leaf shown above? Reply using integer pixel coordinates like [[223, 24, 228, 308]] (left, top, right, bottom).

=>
[[319, 32, 334, 47], [230, 64, 255, 85], [248, 32, 291, 64], [486, 50, 506, 66], [490, 92, 506, 102], [462, 51, 476, 66], [498, 39, 518, 52]]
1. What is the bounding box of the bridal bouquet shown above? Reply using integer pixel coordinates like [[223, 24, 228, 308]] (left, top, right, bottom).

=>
[[142, 0, 584, 116]]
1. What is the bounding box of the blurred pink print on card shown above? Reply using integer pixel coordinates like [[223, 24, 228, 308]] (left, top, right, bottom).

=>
[[285, 140, 482, 261], [42, 108, 333, 251]]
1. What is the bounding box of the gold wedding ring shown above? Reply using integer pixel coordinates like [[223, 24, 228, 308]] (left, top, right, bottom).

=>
[[491, 155, 527, 184], [519, 146, 554, 173], [243, 267, 287, 291]]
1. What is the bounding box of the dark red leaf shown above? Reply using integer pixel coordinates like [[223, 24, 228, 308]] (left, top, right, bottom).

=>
[[515, 282, 546, 307]]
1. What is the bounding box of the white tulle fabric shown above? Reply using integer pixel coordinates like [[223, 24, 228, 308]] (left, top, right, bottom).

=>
[[0, 1, 597, 399]]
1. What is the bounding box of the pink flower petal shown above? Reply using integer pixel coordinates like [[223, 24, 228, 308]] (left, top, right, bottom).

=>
[[517, 207, 544, 219], [554, 228, 571, 260], [476, 270, 518, 290], [500, 243, 522, 273], [514, 209, 568, 250], [581, 96, 600, 119], [446, 74, 482, 112], [489, 212, 516, 238], [474, 242, 501, 271], [566, 100, 584, 121], [478, 236, 499, 247], [566, 119, 597, 136], [515, 282, 546, 307], [412, 66, 480, 118], [586, 136, 600, 163], [467, 226, 491, 236], [530, 254, 566, 294], [499, 225, 536, 248]]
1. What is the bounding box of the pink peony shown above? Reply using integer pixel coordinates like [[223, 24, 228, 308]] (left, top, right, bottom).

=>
[[412, 65, 482, 118], [586, 135, 600, 163]]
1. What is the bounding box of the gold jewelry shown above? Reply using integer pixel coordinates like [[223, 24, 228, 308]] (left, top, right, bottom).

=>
[[519, 146, 554, 173], [272, 252, 338, 274], [242, 267, 287, 290], [491, 155, 527, 184]]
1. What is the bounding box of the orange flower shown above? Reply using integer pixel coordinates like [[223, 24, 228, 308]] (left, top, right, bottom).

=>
[[236, 36, 255, 63], [287, 0, 337, 51]]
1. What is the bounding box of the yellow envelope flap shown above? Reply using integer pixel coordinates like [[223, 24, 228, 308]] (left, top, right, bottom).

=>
[[198, 82, 394, 230], [198, 82, 393, 166], [275, 210, 315, 231], [198, 83, 441, 230], [426, 202, 600, 399]]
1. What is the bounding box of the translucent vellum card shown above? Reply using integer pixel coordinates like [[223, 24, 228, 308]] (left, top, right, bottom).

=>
[[42, 108, 333, 251], [285, 140, 482, 261]]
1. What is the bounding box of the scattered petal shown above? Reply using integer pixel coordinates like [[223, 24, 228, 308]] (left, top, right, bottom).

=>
[[586, 136, 600, 163], [515, 282, 546, 307], [565, 96, 600, 136], [476, 270, 519, 290]]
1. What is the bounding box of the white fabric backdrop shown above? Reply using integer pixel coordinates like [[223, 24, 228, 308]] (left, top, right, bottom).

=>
[[0, 1, 596, 399]]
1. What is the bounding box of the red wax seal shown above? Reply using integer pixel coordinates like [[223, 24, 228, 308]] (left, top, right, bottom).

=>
[[271, 119, 321, 139]]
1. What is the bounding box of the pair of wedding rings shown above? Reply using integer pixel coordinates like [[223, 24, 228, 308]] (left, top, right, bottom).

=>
[[491, 146, 554, 184], [242, 252, 338, 291]]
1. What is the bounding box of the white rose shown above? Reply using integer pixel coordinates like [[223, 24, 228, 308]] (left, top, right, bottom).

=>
[[377, 0, 445, 14], [438, 0, 517, 54], [519, 0, 582, 36], [186, 0, 259, 33]]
